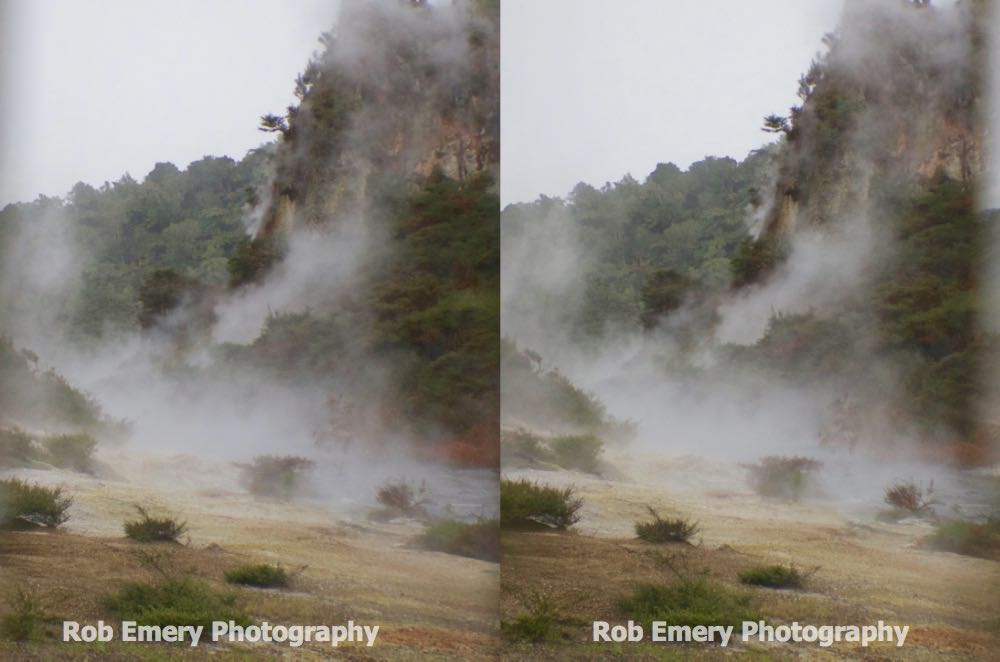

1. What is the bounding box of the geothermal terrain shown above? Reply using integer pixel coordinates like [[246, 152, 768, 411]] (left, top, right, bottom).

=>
[[1, 450, 500, 660], [1, 1, 501, 658], [500, 445, 999, 660]]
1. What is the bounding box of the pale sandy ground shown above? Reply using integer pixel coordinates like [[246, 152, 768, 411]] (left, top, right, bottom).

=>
[[501, 450, 1000, 660], [0, 448, 500, 660]]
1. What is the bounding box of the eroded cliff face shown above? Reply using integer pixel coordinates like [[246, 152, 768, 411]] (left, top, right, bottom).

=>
[[762, 0, 987, 237], [209, 1, 500, 466], [719, 0, 998, 463], [258, 0, 499, 236]]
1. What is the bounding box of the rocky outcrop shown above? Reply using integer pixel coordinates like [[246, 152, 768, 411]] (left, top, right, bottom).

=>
[[257, 0, 499, 236], [761, 0, 987, 238]]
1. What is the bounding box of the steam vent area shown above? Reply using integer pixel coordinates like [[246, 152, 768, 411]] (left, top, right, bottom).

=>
[[1, 1, 999, 661]]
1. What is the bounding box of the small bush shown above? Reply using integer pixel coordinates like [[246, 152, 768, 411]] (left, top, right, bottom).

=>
[[738, 564, 808, 589], [236, 455, 315, 499], [742, 456, 821, 500], [103, 578, 250, 629], [419, 518, 499, 562], [0, 478, 72, 528], [884, 480, 935, 514], [620, 578, 757, 629], [549, 434, 603, 474], [374, 480, 429, 518], [635, 506, 699, 544], [0, 590, 54, 641], [923, 519, 1000, 560], [124, 506, 187, 543], [42, 433, 98, 473], [224, 564, 290, 588], [501, 594, 561, 643], [500, 479, 582, 530]]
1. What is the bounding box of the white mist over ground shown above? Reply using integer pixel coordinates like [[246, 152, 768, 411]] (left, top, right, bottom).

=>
[[31, 325, 497, 520], [501, 1, 996, 519], [1, 0, 499, 523]]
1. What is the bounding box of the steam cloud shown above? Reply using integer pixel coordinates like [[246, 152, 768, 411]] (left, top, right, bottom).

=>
[[501, 0, 994, 513], [0, 0, 498, 520]]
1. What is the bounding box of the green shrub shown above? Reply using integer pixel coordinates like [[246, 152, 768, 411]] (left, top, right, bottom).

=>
[[500, 340, 634, 439], [738, 564, 808, 589], [228, 235, 285, 288], [224, 564, 290, 588], [923, 519, 1000, 560], [41, 433, 98, 473], [620, 578, 757, 629], [0, 428, 37, 468], [137, 269, 199, 328], [732, 234, 789, 288], [549, 434, 603, 474], [0, 590, 54, 641], [500, 429, 607, 474], [640, 269, 694, 329], [0, 478, 72, 528], [236, 455, 314, 500], [103, 578, 250, 629], [0, 338, 105, 431], [34, 370, 104, 431], [501, 594, 561, 643], [883, 480, 935, 515], [742, 456, 821, 500], [500, 429, 553, 467], [635, 507, 699, 544], [500, 479, 582, 530], [374, 480, 429, 518], [124, 506, 187, 543], [419, 518, 499, 562]]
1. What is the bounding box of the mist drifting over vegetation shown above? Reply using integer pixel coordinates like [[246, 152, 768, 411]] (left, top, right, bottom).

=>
[[500, 5, 999, 656], [501, 0, 998, 499], [1, 0, 501, 521]]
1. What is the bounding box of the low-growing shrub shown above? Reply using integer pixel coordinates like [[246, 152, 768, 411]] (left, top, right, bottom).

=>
[[500, 479, 582, 530], [0, 590, 54, 641], [883, 480, 935, 515], [224, 564, 290, 588], [549, 434, 603, 474], [103, 578, 251, 629], [500, 429, 606, 474], [124, 506, 188, 543], [620, 577, 757, 629], [236, 455, 315, 500], [42, 433, 98, 473], [500, 429, 553, 467], [738, 564, 809, 589], [635, 506, 699, 544], [0, 428, 37, 468], [501, 594, 562, 643], [374, 480, 429, 518], [0, 478, 72, 528], [419, 518, 500, 562], [923, 519, 1000, 560], [742, 456, 821, 500]]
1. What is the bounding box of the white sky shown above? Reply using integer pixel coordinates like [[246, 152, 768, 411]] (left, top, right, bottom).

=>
[[0, 0, 339, 205], [987, 4, 1000, 211], [501, 0, 845, 205]]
